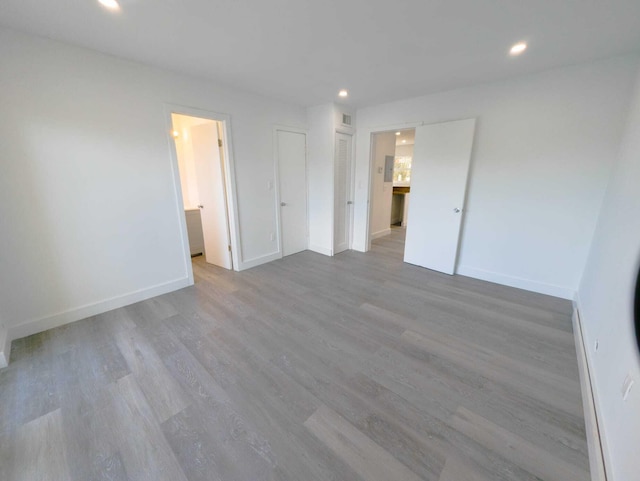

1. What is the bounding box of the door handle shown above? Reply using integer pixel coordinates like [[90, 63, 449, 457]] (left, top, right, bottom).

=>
[[347, 201, 353, 205], [453, 207, 461, 213], [280, 202, 287, 207], [197, 205, 204, 209]]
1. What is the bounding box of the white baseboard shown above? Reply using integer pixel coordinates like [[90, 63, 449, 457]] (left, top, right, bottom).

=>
[[2, 276, 191, 365], [351, 241, 366, 253], [308, 243, 333, 257], [0, 329, 9, 368], [456, 265, 575, 300], [371, 228, 391, 240], [572, 306, 608, 481], [238, 251, 282, 270]]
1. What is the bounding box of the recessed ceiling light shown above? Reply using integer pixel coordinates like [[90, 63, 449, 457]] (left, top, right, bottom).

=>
[[402, 139, 407, 144], [98, 0, 120, 10], [338, 89, 348, 98], [510, 42, 527, 56], [395, 132, 401, 136]]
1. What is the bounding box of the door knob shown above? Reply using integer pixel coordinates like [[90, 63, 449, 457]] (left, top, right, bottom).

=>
[[453, 207, 460, 213], [280, 202, 287, 207], [197, 205, 204, 209], [347, 201, 353, 205]]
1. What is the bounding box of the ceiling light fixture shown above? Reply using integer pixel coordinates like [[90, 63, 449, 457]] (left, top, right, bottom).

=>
[[509, 42, 527, 56], [98, 0, 120, 11], [402, 139, 407, 144], [338, 89, 348, 98], [395, 132, 401, 136]]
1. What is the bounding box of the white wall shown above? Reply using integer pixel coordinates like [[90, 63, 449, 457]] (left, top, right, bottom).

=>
[[0, 27, 306, 358], [307, 103, 335, 255], [394, 144, 414, 157], [577, 66, 640, 481], [370, 132, 396, 237], [307, 102, 356, 255], [353, 55, 639, 299]]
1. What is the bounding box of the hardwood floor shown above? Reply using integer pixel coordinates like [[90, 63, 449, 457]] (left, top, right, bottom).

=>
[[0, 228, 589, 481]]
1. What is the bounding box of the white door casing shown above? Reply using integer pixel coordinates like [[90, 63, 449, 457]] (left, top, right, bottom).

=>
[[192, 122, 233, 269], [334, 132, 353, 254], [276, 129, 308, 257], [404, 118, 476, 274]]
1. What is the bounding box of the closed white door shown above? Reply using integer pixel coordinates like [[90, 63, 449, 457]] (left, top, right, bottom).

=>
[[192, 122, 233, 269], [277, 130, 307, 256], [334, 132, 353, 254], [404, 119, 476, 274]]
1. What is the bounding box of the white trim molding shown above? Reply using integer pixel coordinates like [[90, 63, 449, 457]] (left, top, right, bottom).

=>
[[238, 251, 282, 270], [572, 306, 608, 481], [361, 121, 423, 252], [308, 244, 333, 257], [371, 228, 391, 240], [0, 276, 191, 366], [456, 265, 575, 300], [164, 103, 242, 273]]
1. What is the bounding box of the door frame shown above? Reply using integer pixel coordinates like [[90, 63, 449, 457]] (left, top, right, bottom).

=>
[[273, 125, 309, 258], [334, 129, 356, 254], [364, 122, 421, 252], [403, 119, 476, 275], [165, 104, 241, 282]]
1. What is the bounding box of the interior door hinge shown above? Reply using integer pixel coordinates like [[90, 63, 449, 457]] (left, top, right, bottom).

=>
[[218, 139, 223, 147], [228, 245, 231, 252]]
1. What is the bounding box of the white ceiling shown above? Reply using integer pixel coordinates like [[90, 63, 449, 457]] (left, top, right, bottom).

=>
[[1, 0, 639, 108]]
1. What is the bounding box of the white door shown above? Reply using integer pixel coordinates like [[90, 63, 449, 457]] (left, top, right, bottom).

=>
[[404, 119, 476, 274], [277, 130, 307, 256], [334, 132, 353, 254], [192, 122, 233, 269]]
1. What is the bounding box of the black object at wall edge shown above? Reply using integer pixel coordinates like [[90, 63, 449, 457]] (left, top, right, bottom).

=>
[[635, 265, 640, 355]]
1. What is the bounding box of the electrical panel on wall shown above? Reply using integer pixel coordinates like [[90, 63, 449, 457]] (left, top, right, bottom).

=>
[[342, 113, 352, 126]]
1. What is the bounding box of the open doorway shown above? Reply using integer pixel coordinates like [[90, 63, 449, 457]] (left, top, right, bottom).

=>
[[370, 129, 414, 240], [171, 112, 233, 272], [367, 120, 476, 275]]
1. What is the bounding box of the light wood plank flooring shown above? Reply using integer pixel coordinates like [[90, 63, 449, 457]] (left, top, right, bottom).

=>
[[0, 228, 589, 481]]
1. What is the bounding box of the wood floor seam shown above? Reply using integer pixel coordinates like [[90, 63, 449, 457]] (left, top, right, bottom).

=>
[[0, 228, 589, 481]]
